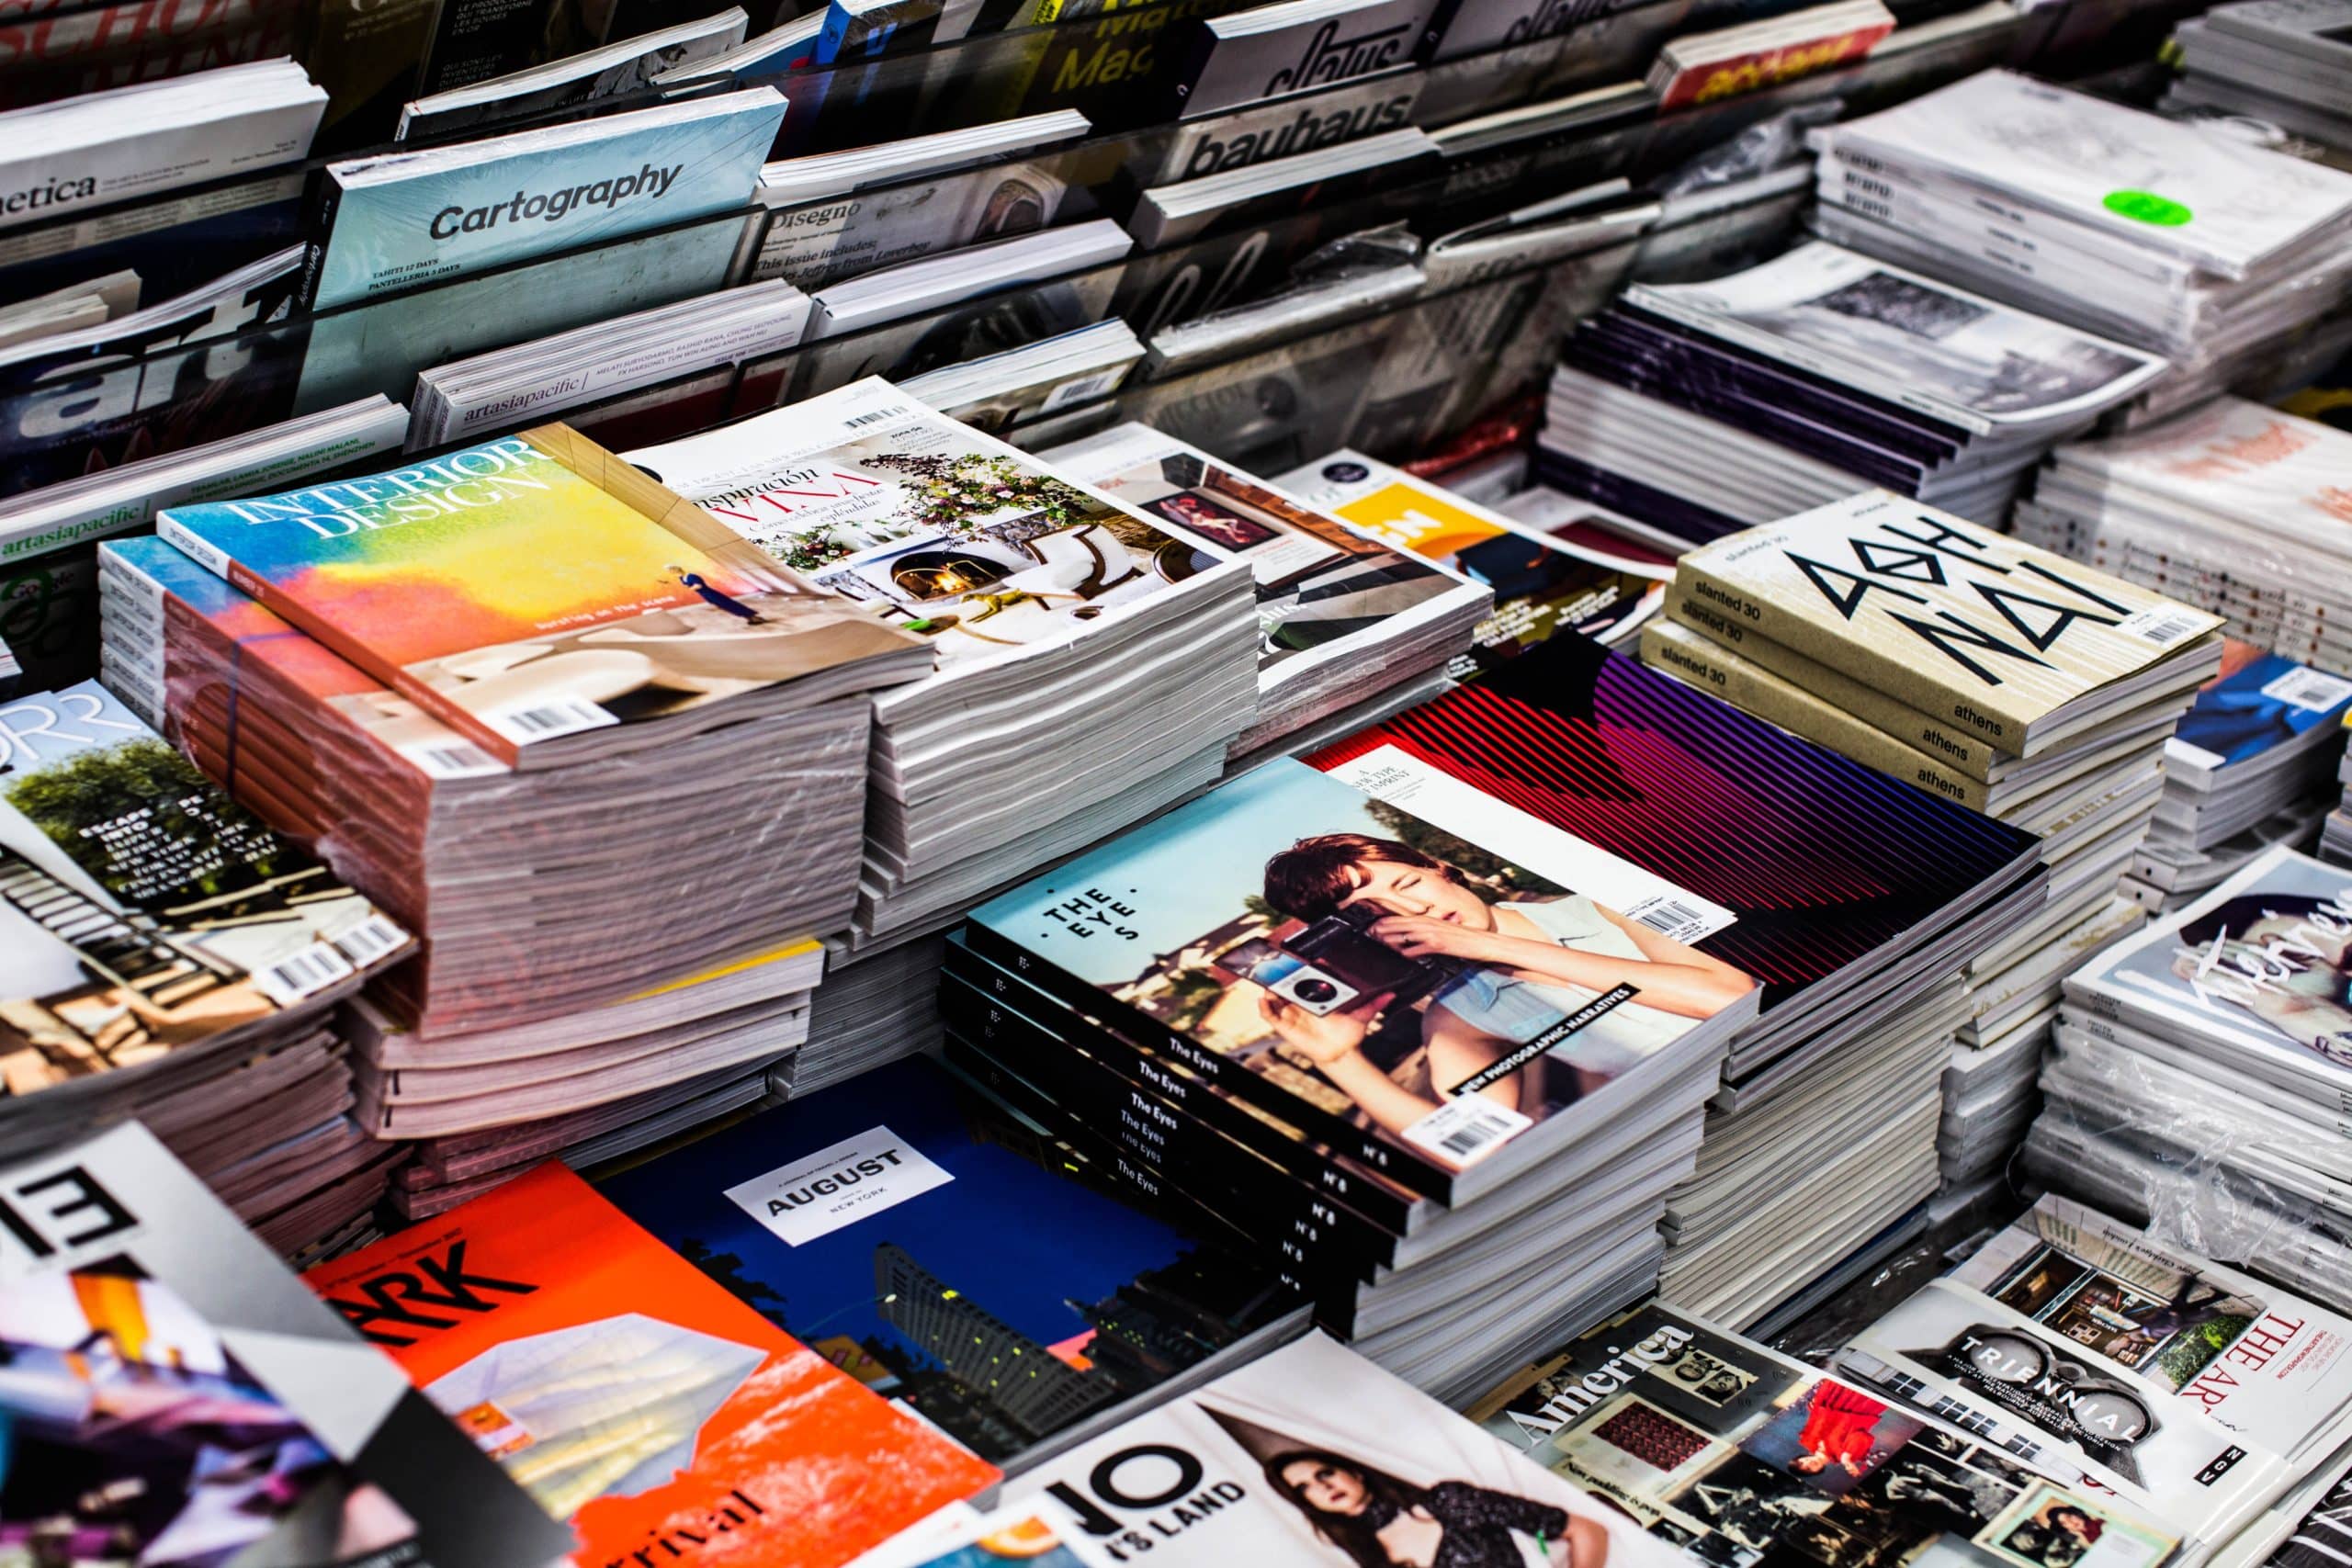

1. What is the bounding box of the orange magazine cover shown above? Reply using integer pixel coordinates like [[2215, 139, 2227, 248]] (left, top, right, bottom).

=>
[[303, 1162, 1000, 1567]]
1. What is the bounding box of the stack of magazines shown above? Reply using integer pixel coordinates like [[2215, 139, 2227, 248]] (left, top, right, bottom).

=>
[[1812, 71, 2352, 420], [2030, 843, 2352, 1308], [2016, 399, 2352, 676], [1038, 423, 1491, 755], [1532, 243, 2165, 542], [1648, 491, 2221, 1043], [788, 933, 951, 1094], [2167, 0, 2352, 154], [947, 630, 2049, 1353], [1834, 1194, 2352, 1564], [2134, 640, 2352, 908], [0, 680, 414, 1256], [628, 380, 1269, 951], [95, 426, 932, 1146]]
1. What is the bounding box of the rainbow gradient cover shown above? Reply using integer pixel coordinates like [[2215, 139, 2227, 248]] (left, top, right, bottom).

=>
[[155, 428, 914, 766]]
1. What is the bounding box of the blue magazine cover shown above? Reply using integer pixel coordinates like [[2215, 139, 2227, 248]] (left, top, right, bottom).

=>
[[596, 1055, 1295, 1466], [311, 88, 786, 309], [2167, 641, 2352, 773]]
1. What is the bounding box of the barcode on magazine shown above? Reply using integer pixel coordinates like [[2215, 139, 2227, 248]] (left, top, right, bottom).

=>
[[332, 914, 408, 969], [255, 942, 356, 1006], [1040, 369, 1126, 413], [2116, 606, 2209, 647], [846, 404, 910, 428], [2262, 667, 2352, 714], [398, 737, 507, 779], [1625, 896, 1713, 945], [1401, 1095, 1531, 1168], [483, 694, 616, 745]]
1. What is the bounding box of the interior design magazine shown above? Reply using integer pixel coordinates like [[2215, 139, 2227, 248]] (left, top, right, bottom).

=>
[[0, 1122, 569, 1567], [987, 1329, 1696, 1568], [1467, 1299, 2178, 1568], [157, 424, 918, 767], [304, 1160, 1001, 1567]]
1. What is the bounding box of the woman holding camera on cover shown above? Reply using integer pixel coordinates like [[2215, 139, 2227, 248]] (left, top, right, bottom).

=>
[[1254, 833, 1753, 1165]]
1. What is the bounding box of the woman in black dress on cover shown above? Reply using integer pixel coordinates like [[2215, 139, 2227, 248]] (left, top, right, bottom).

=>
[[1263, 1447, 1603, 1568]]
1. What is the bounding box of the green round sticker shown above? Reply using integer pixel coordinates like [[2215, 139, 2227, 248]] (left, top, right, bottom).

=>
[[2103, 189, 2193, 227]]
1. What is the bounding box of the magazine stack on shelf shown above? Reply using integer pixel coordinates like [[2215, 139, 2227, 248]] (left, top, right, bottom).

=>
[[1, 1123, 573, 1568], [2165, 1, 2352, 155], [2027, 844, 2352, 1309], [1810, 72, 2352, 421], [1467, 1297, 2180, 1568], [749, 110, 1093, 290], [944, 630, 2044, 1360], [1532, 243, 2167, 543], [628, 381, 1264, 952], [307, 1159, 1004, 1568], [2133, 640, 2352, 908], [1039, 423, 1490, 754], [0, 679, 415, 1254], [802, 220, 1133, 338], [2014, 399, 2352, 679], [392, 9, 752, 141], [901, 321, 1148, 431], [94, 426, 932, 1147], [1647, 0, 1895, 108], [600, 1054, 1310, 1475], [1833, 1194, 2352, 1562], [406, 278, 816, 446]]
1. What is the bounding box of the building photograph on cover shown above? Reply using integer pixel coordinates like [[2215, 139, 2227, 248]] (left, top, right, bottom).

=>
[[0, 681, 393, 1083], [2107, 852, 2352, 1071], [1978, 1231, 2259, 1391], [982, 760, 1755, 1169], [0, 1263, 418, 1568], [598, 1058, 1286, 1466], [639, 420, 1211, 668], [1070, 440, 1467, 668]]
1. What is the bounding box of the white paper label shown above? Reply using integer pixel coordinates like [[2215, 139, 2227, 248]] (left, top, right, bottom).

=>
[[2113, 606, 2210, 647], [481, 694, 617, 746], [254, 941, 356, 1006], [2261, 667, 2352, 714], [396, 736, 508, 780], [724, 1124, 954, 1246], [1401, 1094, 1531, 1168]]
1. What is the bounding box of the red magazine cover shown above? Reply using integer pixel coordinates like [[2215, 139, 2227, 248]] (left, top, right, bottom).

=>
[[304, 1163, 1000, 1567]]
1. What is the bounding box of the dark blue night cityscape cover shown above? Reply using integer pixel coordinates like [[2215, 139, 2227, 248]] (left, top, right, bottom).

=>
[[596, 1055, 1292, 1463]]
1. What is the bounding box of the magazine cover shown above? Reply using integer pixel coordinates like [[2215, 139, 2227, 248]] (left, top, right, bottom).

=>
[[1277, 449, 1668, 671], [989, 1330, 1692, 1568], [597, 1055, 1300, 1469], [157, 426, 919, 766], [2067, 844, 2352, 1087], [0, 1122, 569, 1568], [1624, 243, 2165, 433], [969, 755, 1758, 1187], [1944, 1195, 2352, 1455], [755, 158, 1076, 292], [2057, 400, 2352, 547], [1836, 1278, 2291, 1546], [1676, 493, 2223, 751], [1820, 72, 2352, 277], [1044, 424, 1483, 674], [628, 378, 1234, 671], [1303, 634, 2044, 1010], [304, 1161, 1001, 1567], [1465, 1301, 2179, 1568], [0, 679, 410, 1089], [2165, 639, 2352, 777], [311, 89, 788, 308]]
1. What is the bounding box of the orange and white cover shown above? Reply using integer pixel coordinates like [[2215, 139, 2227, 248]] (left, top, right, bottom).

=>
[[1649, 0, 1894, 108], [304, 1161, 1000, 1568]]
